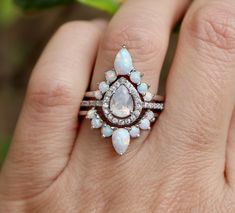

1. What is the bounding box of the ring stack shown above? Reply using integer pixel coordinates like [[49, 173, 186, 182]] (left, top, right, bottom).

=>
[[80, 46, 164, 155]]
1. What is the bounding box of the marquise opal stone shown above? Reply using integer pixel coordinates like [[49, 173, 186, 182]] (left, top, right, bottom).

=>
[[114, 48, 134, 75], [110, 85, 134, 118], [112, 128, 130, 155]]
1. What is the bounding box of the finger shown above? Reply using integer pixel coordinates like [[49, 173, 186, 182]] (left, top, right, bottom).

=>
[[0, 20, 106, 199], [73, 0, 190, 158], [152, 0, 235, 181], [92, 0, 190, 91]]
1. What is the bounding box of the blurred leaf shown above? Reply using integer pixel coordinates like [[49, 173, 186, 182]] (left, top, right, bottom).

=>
[[14, 0, 123, 14], [14, 0, 75, 10], [77, 0, 121, 14], [0, 0, 19, 25], [0, 136, 11, 168]]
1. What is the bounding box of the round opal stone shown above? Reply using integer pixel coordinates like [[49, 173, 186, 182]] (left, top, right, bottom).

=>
[[130, 126, 140, 138], [94, 90, 103, 100], [143, 91, 153, 102], [112, 128, 130, 155], [137, 83, 148, 95], [146, 111, 155, 121], [105, 70, 117, 83], [130, 71, 141, 84], [139, 118, 150, 130], [114, 48, 134, 75], [91, 117, 102, 129], [110, 85, 134, 118], [86, 109, 96, 119], [99, 81, 109, 93], [102, 125, 113, 137]]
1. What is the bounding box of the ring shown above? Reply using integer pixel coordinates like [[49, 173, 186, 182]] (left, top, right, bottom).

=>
[[80, 46, 164, 155]]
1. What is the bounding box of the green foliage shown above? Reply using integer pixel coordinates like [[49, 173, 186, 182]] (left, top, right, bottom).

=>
[[78, 0, 119, 14], [14, 0, 74, 10], [0, 0, 19, 25], [14, 0, 121, 14]]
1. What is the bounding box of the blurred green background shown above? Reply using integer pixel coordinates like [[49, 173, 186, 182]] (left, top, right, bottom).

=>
[[0, 0, 177, 168]]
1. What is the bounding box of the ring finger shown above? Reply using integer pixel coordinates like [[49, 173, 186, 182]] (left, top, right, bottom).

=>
[[72, 0, 190, 159]]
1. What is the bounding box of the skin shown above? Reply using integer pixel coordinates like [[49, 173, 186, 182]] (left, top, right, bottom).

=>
[[0, 0, 235, 212]]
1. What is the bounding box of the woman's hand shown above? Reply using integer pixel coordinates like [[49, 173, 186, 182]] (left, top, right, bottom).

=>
[[1, 0, 235, 212]]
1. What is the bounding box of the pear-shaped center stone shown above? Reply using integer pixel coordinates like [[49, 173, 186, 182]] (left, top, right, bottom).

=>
[[110, 85, 134, 118]]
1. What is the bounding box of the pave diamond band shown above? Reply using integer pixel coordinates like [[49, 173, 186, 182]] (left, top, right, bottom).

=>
[[83, 91, 164, 101], [80, 100, 164, 110], [80, 47, 165, 155], [80, 100, 103, 107]]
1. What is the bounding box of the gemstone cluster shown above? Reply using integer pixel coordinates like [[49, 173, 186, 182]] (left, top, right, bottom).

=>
[[86, 47, 159, 155]]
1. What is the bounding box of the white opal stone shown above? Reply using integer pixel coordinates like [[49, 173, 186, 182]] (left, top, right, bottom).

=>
[[112, 128, 130, 155], [130, 126, 140, 138], [94, 90, 103, 100], [102, 125, 113, 137], [86, 108, 96, 119], [110, 85, 134, 118], [137, 83, 148, 95], [130, 71, 141, 84], [91, 117, 102, 128], [139, 118, 150, 130], [114, 48, 134, 75], [146, 111, 155, 121], [143, 91, 153, 102], [99, 81, 109, 93], [105, 70, 117, 83]]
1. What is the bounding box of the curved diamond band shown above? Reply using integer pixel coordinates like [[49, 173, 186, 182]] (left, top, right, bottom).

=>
[[80, 47, 165, 155]]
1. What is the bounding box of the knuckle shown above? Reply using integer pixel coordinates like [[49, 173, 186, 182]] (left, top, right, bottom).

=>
[[26, 80, 75, 114], [186, 4, 235, 53], [101, 25, 166, 64]]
